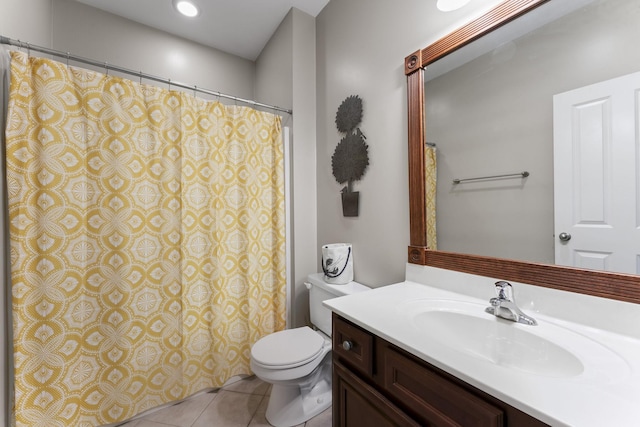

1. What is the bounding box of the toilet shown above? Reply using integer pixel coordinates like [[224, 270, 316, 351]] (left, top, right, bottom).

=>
[[250, 273, 370, 427]]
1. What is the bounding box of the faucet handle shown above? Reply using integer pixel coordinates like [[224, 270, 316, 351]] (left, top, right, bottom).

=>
[[494, 281, 514, 301]]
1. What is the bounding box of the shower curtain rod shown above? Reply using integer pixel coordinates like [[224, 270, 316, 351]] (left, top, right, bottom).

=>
[[0, 35, 293, 115]]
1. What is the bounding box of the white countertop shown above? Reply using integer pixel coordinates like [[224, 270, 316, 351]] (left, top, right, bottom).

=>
[[324, 266, 640, 427]]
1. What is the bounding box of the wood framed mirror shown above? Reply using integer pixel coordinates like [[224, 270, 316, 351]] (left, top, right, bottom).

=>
[[404, 0, 640, 304]]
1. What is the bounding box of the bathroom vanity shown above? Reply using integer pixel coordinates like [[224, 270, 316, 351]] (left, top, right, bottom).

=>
[[325, 264, 640, 427], [331, 314, 545, 426]]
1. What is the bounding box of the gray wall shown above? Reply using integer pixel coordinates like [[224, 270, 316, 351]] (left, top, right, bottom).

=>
[[256, 8, 318, 327], [50, 0, 255, 97], [315, 0, 503, 287], [0, 0, 51, 46]]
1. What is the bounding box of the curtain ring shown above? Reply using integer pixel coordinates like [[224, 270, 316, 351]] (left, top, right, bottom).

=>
[[105, 62, 108, 76], [66, 52, 70, 67], [168, 78, 171, 91], [26, 42, 31, 57], [139, 70, 143, 85], [193, 85, 197, 97]]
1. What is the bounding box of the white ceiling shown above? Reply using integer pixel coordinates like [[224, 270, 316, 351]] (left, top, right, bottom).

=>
[[74, 0, 330, 61]]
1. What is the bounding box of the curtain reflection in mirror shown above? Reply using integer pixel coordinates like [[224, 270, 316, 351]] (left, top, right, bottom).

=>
[[426, 144, 437, 249]]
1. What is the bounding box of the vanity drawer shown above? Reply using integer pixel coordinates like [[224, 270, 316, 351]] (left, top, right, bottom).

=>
[[382, 345, 504, 427], [332, 313, 374, 376]]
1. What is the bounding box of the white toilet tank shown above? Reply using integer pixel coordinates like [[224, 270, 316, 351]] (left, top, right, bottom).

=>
[[305, 273, 369, 336]]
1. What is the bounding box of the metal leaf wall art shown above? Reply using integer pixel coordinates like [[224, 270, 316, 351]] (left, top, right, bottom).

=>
[[332, 95, 369, 216]]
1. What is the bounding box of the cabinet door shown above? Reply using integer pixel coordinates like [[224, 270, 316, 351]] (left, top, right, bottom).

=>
[[333, 360, 420, 427], [383, 346, 504, 427]]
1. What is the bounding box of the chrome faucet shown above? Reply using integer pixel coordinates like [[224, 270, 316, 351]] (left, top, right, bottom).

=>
[[485, 281, 537, 325]]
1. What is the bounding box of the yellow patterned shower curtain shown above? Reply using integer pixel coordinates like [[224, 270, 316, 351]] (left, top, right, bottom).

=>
[[425, 145, 437, 249], [5, 51, 286, 426]]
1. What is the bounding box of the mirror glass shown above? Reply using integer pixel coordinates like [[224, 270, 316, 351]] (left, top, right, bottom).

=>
[[426, 0, 640, 274]]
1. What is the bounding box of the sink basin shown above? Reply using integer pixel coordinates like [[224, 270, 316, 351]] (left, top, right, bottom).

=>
[[401, 299, 629, 379], [414, 307, 582, 377]]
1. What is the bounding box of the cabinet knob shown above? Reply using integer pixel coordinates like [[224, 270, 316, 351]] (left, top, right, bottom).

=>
[[342, 340, 353, 351]]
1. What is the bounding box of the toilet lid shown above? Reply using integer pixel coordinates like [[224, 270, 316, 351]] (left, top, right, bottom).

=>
[[251, 326, 325, 368]]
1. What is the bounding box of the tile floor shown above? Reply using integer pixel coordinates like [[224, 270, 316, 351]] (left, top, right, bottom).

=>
[[117, 376, 332, 427]]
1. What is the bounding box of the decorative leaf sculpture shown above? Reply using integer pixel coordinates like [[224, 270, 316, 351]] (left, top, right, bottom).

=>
[[331, 129, 369, 192], [335, 95, 363, 134], [332, 96, 369, 189], [332, 95, 369, 216]]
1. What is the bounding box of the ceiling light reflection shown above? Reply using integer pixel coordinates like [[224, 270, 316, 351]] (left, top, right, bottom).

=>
[[174, 0, 199, 17]]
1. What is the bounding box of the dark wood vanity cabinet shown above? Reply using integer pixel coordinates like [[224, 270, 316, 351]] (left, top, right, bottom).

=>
[[332, 313, 549, 427]]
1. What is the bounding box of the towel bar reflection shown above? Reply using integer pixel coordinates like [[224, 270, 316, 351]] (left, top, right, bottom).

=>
[[453, 171, 529, 184]]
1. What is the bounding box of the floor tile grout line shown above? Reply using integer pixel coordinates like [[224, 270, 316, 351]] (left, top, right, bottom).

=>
[[118, 378, 279, 427], [188, 390, 220, 427], [221, 388, 269, 397], [246, 393, 270, 427]]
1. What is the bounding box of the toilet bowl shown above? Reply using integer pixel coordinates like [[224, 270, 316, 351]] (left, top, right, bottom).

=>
[[250, 273, 369, 427]]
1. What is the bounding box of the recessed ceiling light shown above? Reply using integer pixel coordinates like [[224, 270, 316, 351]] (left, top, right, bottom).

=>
[[437, 0, 472, 12], [174, 0, 199, 17]]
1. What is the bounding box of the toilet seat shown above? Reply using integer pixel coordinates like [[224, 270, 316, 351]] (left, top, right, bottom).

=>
[[251, 326, 326, 369]]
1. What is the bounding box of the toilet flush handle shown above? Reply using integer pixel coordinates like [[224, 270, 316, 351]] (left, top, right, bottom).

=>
[[342, 340, 353, 351], [304, 282, 312, 290]]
